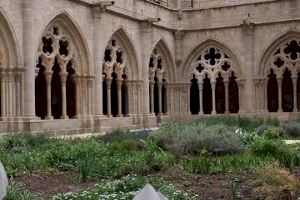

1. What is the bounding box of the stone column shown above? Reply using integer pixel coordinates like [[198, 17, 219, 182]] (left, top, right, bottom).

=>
[[0, 72, 6, 118], [278, 78, 283, 112], [60, 72, 68, 119], [211, 80, 216, 114], [264, 79, 268, 111], [292, 76, 298, 112], [87, 77, 93, 116], [44, 71, 53, 119], [141, 22, 152, 115], [14, 72, 22, 117], [224, 79, 229, 113], [92, 7, 103, 116], [198, 81, 204, 115], [117, 79, 123, 117], [158, 82, 163, 116], [23, 0, 36, 117], [7, 72, 14, 117], [149, 80, 155, 114], [105, 78, 112, 117], [72, 75, 80, 119]]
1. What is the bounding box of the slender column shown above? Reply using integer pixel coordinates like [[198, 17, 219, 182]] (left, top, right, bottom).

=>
[[224, 79, 229, 113], [198, 81, 203, 115], [117, 79, 123, 117], [264, 79, 268, 111], [92, 7, 103, 116], [23, 0, 36, 117], [158, 82, 163, 115], [7, 73, 13, 117], [73, 75, 80, 118], [44, 71, 53, 119], [15, 73, 22, 117], [292, 76, 298, 112], [278, 78, 283, 112], [150, 80, 155, 114], [211, 80, 216, 114], [106, 78, 112, 117], [0, 72, 6, 118], [87, 77, 93, 116], [60, 72, 68, 119]]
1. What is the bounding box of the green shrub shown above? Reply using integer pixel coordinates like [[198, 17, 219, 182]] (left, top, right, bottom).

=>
[[250, 138, 300, 168], [98, 129, 150, 143], [5, 182, 41, 200], [282, 121, 300, 138], [152, 124, 245, 156]]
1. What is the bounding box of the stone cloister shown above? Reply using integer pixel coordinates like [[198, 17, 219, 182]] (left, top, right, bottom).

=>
[[0, 0, 299, 134]]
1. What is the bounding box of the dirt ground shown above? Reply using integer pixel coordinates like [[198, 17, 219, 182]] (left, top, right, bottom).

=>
[[14, 167, 300, 200]]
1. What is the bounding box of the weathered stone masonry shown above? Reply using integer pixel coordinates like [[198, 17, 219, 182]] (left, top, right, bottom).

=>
[[0, 0, 300, 134]]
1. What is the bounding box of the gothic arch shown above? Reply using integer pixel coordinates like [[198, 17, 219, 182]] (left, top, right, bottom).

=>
[[151, 39, 176, 82], [103, 27, 139, 80], [185, 39, 241, 115], [36, 11, 91, 75], [258, 31, 300, 113], [258, 30, 300, 77], [0, 8, 22, 119], [0, 8, 21, 68], [35, 11, 91, 120], [181, 39, 242, 82]]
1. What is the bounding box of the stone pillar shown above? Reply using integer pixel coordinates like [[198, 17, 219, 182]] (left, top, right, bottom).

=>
[[264, 79, 268, 111], [87, 77, 93, 116], [149, 80, 155, 114], [278, 78, 283, 112], [60, 72, 68, 119], [117, 79, 123, 117], [224, 79, 229, 113], [44, 71, 53, 120], [105, 78, 112, 117], [158, 82, 163, 116], [198, 81, 203, 115], [141, 22, 152, 115], [292, 76, 298, 112], [14, 73, 22, 117], [7, 73, 13, 117], [211, 80, 216, 115], [74, 75, 80, 118], [0, 71, 6, 118], [23, 0, 36, 117], [92, 7, 104, 116]]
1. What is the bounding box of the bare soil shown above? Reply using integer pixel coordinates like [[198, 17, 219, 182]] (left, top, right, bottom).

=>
[[13, 167, 300, 200], [13, 172, 98, 199]]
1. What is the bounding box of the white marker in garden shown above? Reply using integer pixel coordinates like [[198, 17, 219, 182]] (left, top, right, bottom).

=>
[[0, 161, 8, 200], [133, 184, 167, 200]]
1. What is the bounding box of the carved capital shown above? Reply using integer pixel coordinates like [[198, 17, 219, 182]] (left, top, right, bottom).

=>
[[59, 72, 68, 84], [105, 78, 112, 89]]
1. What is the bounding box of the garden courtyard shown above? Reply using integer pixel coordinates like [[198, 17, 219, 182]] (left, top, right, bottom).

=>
[[1, 116, 300, 200]]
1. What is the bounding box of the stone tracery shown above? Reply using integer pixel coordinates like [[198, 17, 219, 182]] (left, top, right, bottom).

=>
[[265, 39, 300, 112], [103, 39, 128, 117], [190, 45, 239, 114], [35, 24, 79, 119], [149, 48, 167, 116]]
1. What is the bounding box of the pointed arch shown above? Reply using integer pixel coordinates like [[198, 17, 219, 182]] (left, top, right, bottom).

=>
[[0, 8, 21, 68], [181, 39, 242, 83], [104, 26, 139, 80], [258, 30, 300, 77], [151, 38, 176, 82], [36, 10, 91, 75]]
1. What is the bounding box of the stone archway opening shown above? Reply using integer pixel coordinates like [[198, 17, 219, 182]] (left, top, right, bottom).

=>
[[190, 75, 199, 115], [190, 45, 240, 115], [215, 73, 225, 114], [203, 75, 212, 114], [51, 58, 62, 119], [149, 48, 168, 116], [229, 73, 239, 113], [267, 69, 278, 112], [35, 23, 84, 120], [103, 39, 128, 118], [282, 69, 293, 112]]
